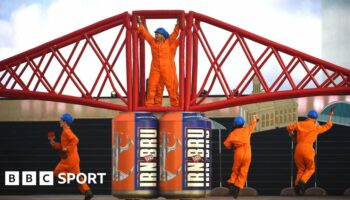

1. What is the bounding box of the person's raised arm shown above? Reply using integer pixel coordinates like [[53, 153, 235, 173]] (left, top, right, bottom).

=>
[[317, 110, 334, 134], [168, 18, 180, 43], [248, 115, 258, 133], [137, 16, 154, 44], [174, 38, 180, 48]]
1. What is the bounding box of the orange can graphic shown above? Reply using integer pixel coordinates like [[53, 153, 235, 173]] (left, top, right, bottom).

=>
[[159, 112, 211, 198], [112, 112, 158, 198]]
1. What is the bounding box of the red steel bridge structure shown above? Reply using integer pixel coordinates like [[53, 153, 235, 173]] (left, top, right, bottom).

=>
[[0, 10, 349, 112]]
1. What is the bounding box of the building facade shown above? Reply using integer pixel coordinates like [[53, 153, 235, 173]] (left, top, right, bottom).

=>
[[241, 76, 298, 132]]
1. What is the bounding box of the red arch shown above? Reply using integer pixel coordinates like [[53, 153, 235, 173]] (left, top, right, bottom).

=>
[[1, 10, 349, 112]]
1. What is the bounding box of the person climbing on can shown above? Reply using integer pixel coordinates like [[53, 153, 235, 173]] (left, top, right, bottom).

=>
[[224, 115, 259, 199], [49, 113, 93, 200], [287, 109, 334, 196], [137, 16, 180, 107]]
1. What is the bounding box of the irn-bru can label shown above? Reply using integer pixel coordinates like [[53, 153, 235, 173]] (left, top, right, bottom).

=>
[[135, 112, 158, 189], [112, 112, 135, 191], [204, 116, 212, 190], [112, 112, 158, 195], [183, 113, 208, 190], [159, 112, 183, 191], [159, 112, 211, 195]]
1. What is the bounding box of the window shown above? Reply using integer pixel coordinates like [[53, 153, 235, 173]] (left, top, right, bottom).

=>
[[270, 113, 274, 126], [262, 114, 265, 128], [266, 114, 269, 127]]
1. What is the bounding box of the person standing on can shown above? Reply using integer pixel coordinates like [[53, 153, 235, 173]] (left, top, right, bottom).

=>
[[154, 36, 180, 106], [49, 113, 93, 200], [224, 115, 259, 199], [287, 109, 334, 195], [137, 16, 180, 107]]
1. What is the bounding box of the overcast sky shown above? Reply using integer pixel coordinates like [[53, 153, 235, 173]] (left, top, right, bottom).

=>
[[0, 0, 324, 60], [0, 0, 348, 96]]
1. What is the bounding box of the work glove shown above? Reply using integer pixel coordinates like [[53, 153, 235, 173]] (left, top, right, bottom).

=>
[[48, 131, 55, 141]]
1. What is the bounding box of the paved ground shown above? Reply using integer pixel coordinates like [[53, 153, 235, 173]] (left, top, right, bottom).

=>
[[0, 196, 350, 200]]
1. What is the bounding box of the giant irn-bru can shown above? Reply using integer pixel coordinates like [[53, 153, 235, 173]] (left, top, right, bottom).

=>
[[202, 114, 212, 194], [112, 112, 158, 198], [159, 112, 212, 198]]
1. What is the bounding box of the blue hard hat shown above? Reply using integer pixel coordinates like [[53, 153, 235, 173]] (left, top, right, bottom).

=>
[[307, 110, 318, 119], [60, 113, 74, 125], [155, 27, 169, 39], [233, 116, 245, 127]]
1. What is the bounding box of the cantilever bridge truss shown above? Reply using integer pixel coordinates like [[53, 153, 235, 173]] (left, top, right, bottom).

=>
[[0, 10, 349, 112]]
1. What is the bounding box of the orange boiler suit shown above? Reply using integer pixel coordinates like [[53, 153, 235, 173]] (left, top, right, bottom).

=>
[[139, 24, 180, 107], [224, 120, 257, 188], [287, 118, 332, 185], [52, 126, 90, 193], [154, 38, 179, 106]]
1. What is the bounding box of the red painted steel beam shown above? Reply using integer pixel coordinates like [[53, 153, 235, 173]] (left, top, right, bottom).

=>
[[190, 87, 350, 112], [271, 48, 297, 90], [125, 14, 133, 111], [178, 13, 186, 110], [139, 18, 146, 106], [194, 24, 232, 98], [191, 19, 200, 101], [1, 10, 350, 113], [0, 12, 129, 69], [4, 66, 28, 90], [319, 64, 336, 87], [185, 12, 194, 111], [136, 106, 183, 112], [193, 35, 238, 105], [0, 89, 128, 111], [191, 11, 350, 76], [132, 10, 185, 19], [10, 64, 25, 89], [237, 47, 271, 96], [236, 35, 269, 93], [131, 14, 139, 111], [132, 10, 186, 110]]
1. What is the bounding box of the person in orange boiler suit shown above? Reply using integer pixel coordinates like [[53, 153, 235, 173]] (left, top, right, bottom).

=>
[[137, 16, 180, 107], [224, 115, 259, 199], [154, 37, 179, 106], [287, 109, 333, 196], [50, 113, 93, 200]]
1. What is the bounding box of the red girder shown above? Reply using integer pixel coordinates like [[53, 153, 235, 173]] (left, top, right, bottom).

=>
[[0, 11, 132, 111], [1, 10, 349, 112]]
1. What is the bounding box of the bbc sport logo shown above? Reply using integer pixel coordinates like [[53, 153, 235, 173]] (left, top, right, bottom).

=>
[[5, 171, 106, 186]]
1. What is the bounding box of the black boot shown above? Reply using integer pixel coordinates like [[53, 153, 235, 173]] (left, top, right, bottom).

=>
[[298, 180, 305, 195], [232, 185, 240, 199], [229, 184, 235, 195], [84, 190, 94, 200], [294, 184, 301, 196]]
